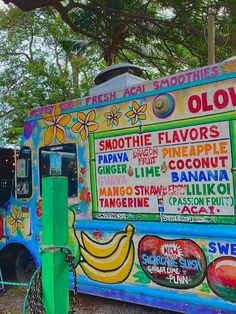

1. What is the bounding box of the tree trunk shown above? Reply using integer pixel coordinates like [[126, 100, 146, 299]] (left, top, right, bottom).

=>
[[69, 53, 80, 89]]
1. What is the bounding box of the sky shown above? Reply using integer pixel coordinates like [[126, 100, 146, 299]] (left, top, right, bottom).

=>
[[0, 1, 8, 8]]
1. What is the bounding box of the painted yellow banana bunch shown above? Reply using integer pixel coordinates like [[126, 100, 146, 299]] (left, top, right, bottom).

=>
[[80, 224, 135, 283]]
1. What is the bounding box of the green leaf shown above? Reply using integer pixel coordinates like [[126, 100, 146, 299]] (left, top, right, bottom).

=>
[[135, 277, 151, 284], [135, 263, 143, 271], [200, 283, 211, 293], [133, 271, 145, 278]]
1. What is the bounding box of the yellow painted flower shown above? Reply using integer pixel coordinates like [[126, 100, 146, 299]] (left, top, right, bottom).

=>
[[223, 60, 236, 74], [72, 110, 99, 141], [125, 101, 147, 125], [8, 207, 24, 233], [104, 105, 122, 126], [43, 104, 71, 145]]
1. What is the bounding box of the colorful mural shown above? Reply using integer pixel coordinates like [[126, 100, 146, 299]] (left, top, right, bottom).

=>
[[138, 236, 206, 289], [72, 110, 99, 141], [8, 207, 24, 233], [1, 58, 236, 313], [76, 226, 236, 307], [91, 121, 234, 224], [206, 256, 236, 302], [79, 224, 134, 283], [68, 208, 80, 267], [42, 104, 71, 145]]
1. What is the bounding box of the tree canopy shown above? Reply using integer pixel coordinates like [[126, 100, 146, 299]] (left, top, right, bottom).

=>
[[0, 7, 103, 143], [0, 1, 235, 144], [3, 0, 236, 71]]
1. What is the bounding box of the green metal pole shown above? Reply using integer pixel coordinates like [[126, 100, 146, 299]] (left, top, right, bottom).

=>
[[42, 177, 69, 314]]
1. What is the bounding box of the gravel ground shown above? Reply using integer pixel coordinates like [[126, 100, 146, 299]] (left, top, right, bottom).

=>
[[0, 286, 179, 314]]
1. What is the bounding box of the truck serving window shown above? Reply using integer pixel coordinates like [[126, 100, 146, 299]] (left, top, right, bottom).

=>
[[16, 147, 32, 199], [39, 144, 77, 198]]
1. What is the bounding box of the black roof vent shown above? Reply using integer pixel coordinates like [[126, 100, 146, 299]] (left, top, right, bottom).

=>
[[94, 64, 143, 85]]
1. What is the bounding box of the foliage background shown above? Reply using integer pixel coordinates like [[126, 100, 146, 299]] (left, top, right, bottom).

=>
[[0, 1, 235, 144]]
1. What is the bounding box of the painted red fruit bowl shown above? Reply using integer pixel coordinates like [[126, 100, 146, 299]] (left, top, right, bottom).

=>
[[206, 256, 236, 302]]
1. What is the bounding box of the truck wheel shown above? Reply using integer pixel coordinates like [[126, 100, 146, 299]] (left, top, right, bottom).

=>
[[16, 250, 36, 283]]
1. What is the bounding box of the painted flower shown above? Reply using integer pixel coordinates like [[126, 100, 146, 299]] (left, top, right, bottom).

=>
[[36, 199, 42, 218], [80, 188, 91, 203], [104, 105, 122, 126], [222, 60, 236, 74], [8, 207, 24, 233], [93, 230, 103, 241], [71, 110, 98, 141], [42, 104, 71, 145], [80, 167, 86, 175], [79, 177, 83, 184], [125, 101, 147, 125]]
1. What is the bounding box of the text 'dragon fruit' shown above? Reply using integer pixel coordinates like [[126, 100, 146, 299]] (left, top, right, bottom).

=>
[[80, 224, 135, 283], [206, 256, 236, 302], [138, 236, 206, 289]]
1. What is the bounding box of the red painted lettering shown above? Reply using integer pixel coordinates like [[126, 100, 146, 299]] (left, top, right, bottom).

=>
[[188, 95, 201, 113], [209, 125, 220, 138], [202, 92, 213, 111], [214, 89, 229, 109], [228, 87, 236, 106]]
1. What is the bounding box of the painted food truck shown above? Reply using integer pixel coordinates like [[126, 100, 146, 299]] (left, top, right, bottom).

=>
[[1, 58, 236, 313]]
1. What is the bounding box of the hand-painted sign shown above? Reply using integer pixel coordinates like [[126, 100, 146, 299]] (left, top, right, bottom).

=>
[[94, 121, 234, 223], [138, 236, 206, 289]]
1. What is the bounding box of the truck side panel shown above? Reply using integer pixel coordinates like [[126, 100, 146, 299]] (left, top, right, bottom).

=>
[[2, 59, 236, 312]]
